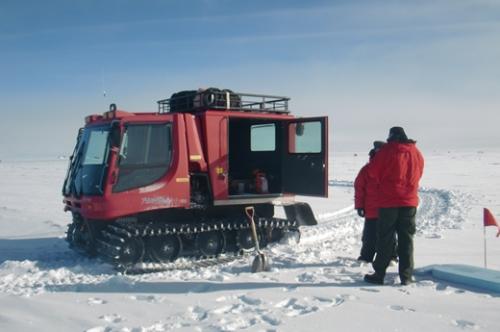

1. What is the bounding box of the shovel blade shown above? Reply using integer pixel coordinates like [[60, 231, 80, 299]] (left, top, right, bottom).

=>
[[251, 253, 271, 273]]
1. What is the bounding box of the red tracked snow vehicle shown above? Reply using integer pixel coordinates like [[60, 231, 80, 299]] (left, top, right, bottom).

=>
[[63, 88, 328, 267]]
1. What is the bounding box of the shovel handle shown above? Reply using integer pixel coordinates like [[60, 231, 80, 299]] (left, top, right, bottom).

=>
[[245, 206, 261, 252], [245, 206, 254, 219]]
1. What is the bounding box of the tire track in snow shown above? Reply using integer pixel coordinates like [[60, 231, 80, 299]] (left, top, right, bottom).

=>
[[416, 187, 471, 238], [301, 181, 471, 245]]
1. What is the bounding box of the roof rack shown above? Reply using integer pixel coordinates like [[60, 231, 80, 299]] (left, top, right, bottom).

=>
[[157, 89, 290, 114]]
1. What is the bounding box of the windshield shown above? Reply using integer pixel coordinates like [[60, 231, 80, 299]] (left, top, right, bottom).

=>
[[82, 129, 110, 165], [63, 125, 110, 196]]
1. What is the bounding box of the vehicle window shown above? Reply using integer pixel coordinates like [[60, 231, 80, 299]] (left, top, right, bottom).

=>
[[114, 123, 172, 192], [82, 130, 109, 165], [251, 123, 275, 151], [289, 121, 322, 153]]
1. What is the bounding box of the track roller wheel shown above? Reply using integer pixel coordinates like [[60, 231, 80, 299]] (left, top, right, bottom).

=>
[[195, 231, 225, 256], [146, 235, 181, 263], [69, 221, 96, 256], [237, 229, 255, 250], [269, 227, 284, 242], [118, 237, 145, 266], [281, 228, 301, 244], [66, 222, 76, 247], [258, 229, 269, 248]]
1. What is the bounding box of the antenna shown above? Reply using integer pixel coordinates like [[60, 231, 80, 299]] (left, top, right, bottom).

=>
[[101, 72, 106, 98]]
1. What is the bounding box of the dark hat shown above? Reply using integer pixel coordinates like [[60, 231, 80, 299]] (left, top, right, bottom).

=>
[[373, 141, 385, 150], [369, 148, 376, 159], [387, 126, 408, 142], [369, 141, 385, 159]]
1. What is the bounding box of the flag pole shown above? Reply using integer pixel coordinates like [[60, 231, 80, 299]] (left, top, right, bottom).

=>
[[484, 225, 487, 269]]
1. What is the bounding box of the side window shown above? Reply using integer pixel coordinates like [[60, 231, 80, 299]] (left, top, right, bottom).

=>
[[250, 123, 276, 151], [113, 123, 172, 192], [289, 121, 322, 153]]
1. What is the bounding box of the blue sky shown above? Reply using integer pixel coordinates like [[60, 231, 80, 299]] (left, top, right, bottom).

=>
[[1, 0, 500, 159]]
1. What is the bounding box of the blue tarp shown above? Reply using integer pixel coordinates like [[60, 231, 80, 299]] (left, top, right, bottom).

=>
[[417, 264, 500, 293]]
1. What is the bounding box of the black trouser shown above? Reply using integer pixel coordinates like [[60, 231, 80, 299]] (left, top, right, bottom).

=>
[[373, 207, 416, 281], [360, 219, 398, 263]]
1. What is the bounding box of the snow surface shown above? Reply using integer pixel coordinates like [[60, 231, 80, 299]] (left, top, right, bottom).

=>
[[0, 150, 499, 332]]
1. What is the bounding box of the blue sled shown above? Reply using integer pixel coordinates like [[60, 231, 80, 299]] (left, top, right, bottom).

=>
[[416, 264, 500, 293]]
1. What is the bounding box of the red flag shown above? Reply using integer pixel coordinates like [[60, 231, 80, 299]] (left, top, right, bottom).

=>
[[484, 208, 500, 237]]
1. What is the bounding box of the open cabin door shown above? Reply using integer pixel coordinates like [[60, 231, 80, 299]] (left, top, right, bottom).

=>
[[282, 117, 328, 197]]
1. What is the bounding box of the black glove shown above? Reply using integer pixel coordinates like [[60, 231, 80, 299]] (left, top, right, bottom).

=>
[[357, 208, 365, 218]]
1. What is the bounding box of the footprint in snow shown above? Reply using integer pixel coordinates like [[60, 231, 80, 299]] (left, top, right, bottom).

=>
[[417, 280, 435, 287], [296, 272, 316, 283], [212, 304, 237, 315], [452, 319, 479, 330], [187, 305, 208, 321], [314, 295, 346, 307], [261, 314, 281, 326], [275, 298, 319, 317], [238, 295, 262, 306], [99, 313, 123, 323], [388, 305, 416, 312], [87, 297, 107, 305], [214, 316, 257, 331], [425, 233, 443, 239], [129, 294, 164, 303]]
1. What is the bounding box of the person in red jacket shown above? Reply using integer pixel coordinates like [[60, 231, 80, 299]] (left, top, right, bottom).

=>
[[364, 127, 424, 286], [355, 141, 397, 263]]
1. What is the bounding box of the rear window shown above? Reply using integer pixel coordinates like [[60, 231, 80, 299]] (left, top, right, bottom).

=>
[[250, 123, 276, 151], [288, 121, 322, 153]]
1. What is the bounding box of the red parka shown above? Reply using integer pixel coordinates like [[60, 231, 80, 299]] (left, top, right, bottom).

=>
[[368, 141, 424, 208], [354, 163, 379, 219]]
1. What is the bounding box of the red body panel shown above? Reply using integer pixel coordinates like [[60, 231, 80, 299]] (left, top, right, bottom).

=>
[[184, 114, 208, 172], [203, 113, 229, 200]]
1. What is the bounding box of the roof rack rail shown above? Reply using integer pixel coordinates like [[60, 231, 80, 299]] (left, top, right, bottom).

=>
[[157, 89, 290, 114]]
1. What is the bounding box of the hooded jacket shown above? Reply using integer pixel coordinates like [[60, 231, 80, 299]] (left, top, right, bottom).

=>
[[368, 141, 424, 207], [354, 163, 379, 219]]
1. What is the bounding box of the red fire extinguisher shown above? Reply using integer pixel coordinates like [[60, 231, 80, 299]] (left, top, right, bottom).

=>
[[254, 171, 269, 194]]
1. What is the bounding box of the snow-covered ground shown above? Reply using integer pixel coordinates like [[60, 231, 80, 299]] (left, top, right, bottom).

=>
[[0, 149, 499, 332]]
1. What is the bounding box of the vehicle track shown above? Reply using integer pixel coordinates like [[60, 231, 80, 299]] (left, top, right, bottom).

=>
[[299, 181, 470, 246]]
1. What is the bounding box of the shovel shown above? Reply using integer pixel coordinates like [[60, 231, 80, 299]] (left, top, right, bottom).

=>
[[245, 206, 271, 273]]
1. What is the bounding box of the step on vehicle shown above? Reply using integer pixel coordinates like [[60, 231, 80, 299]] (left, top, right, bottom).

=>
[[62, 88, 328, 268]]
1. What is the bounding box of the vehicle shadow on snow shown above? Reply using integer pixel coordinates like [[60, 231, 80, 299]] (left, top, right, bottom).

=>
[[47, 279, 373, 294], [0, 237, 66, 263], [0, 237, 113, 274]]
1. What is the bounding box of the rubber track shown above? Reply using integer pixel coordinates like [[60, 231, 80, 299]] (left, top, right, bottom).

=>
[[96, 217, 297, 270]]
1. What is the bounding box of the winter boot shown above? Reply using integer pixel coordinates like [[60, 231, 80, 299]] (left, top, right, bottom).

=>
[[364, 273, 384, 285], [400, 276, 415, 286]]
